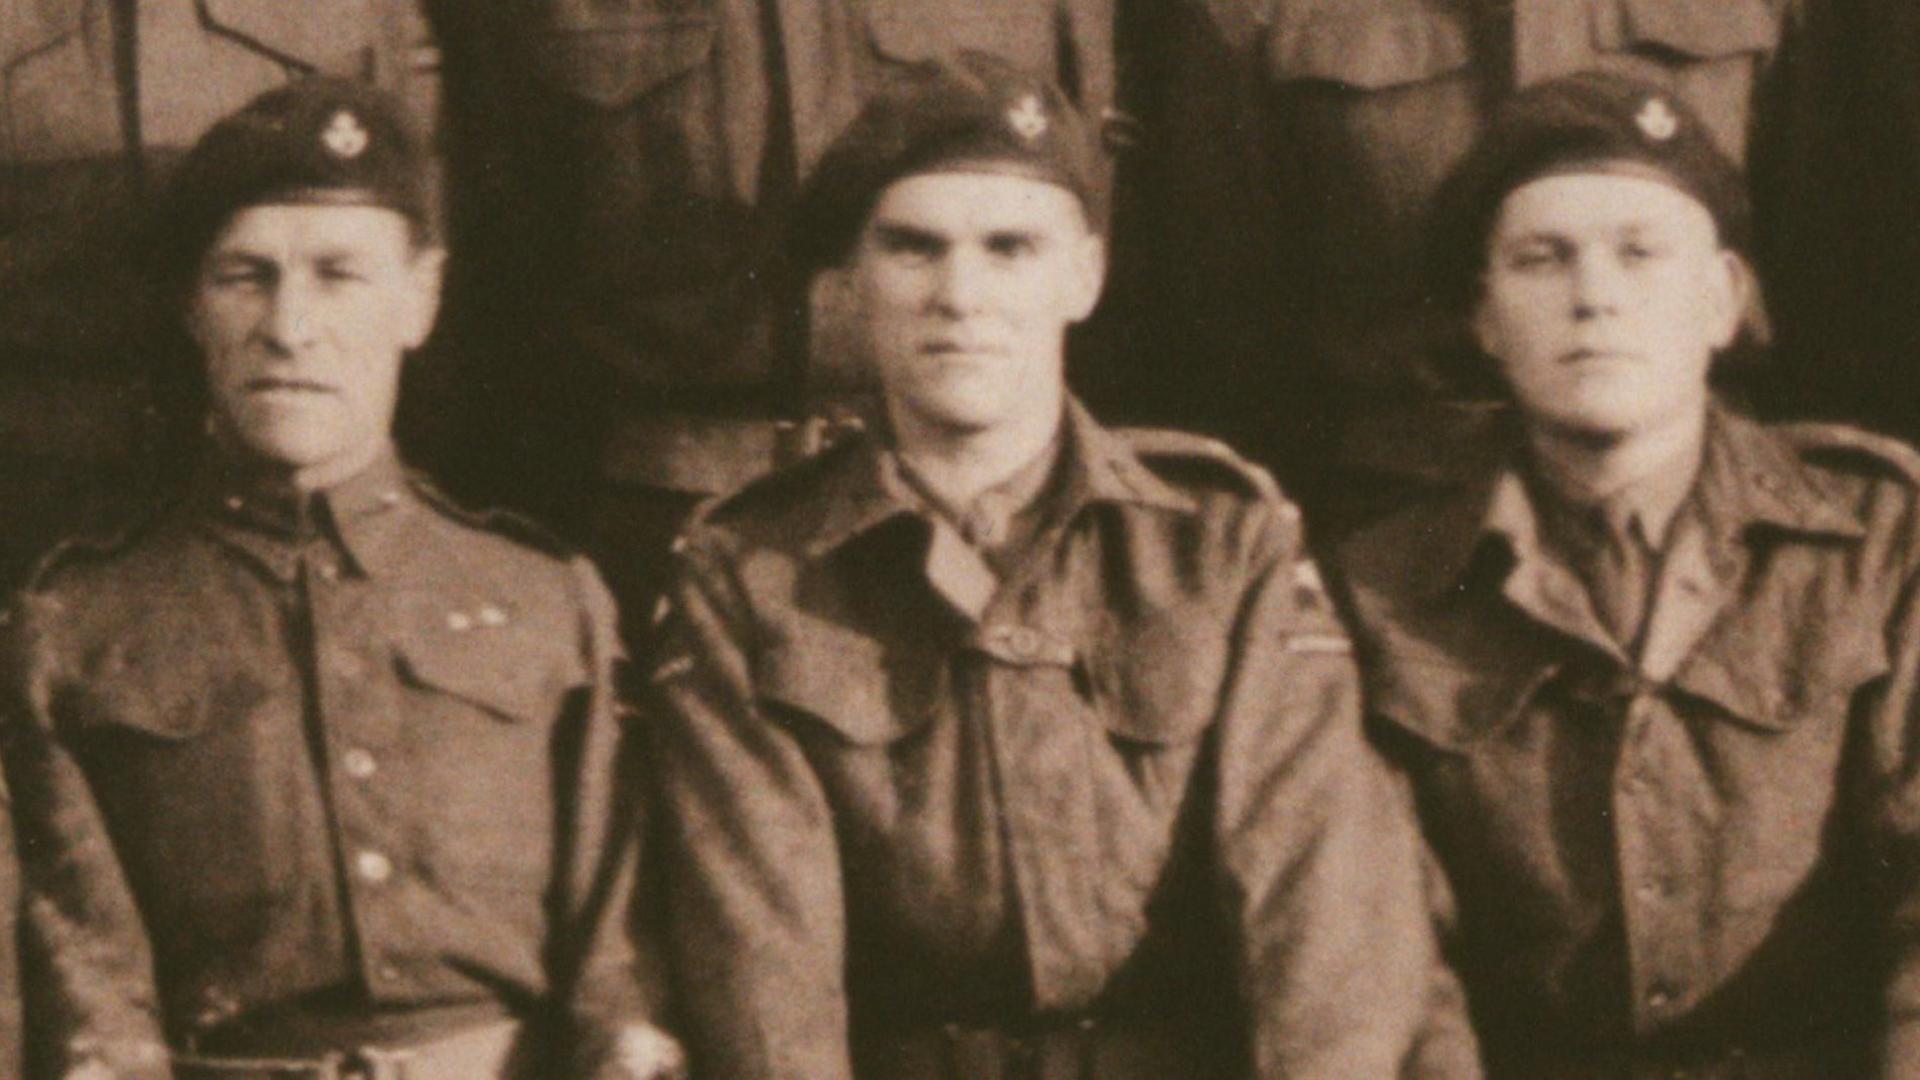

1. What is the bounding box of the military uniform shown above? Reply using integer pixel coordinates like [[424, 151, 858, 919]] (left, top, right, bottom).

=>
[[1222, 0, 1788, 526], [0, 772, 17, 1080], [0, 454, 659, 1078], [649, 400, 1466, 1078], [419, 0, 1121, 634], [0, 0, 440, 586], [1337, 406, 1920, 1078]]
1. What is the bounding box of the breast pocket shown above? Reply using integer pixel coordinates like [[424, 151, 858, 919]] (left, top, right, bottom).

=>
[[528, 0, 715, 109], [394, 628, 574, 883], [62, 648, 296, 932], [1261, 1, 1480, 272], [1591, 0, 1781, 159], [1, 1, 120, 163], [861, 0, 1059, 77]]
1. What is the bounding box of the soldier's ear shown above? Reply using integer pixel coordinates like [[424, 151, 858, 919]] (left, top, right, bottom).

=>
[[1706, 248, 1754, 352], [400, 244, 447, 351], [1064, 231, 1106, 324]]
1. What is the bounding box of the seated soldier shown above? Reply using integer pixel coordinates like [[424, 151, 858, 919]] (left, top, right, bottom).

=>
[[0, 79, 682, 1080], [646, 51, 1475, 1080], [1338, 71, 1920, 1078]]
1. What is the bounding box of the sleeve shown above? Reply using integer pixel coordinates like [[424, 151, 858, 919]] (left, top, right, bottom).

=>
[[554, 560, 686, 1080], [1209, 523, 1480, 1079], [0, 760, 21, 1080], [1875, 562, 1920, 1078], [645, 540, 855, 1080], [0, 597, 171, 1080]]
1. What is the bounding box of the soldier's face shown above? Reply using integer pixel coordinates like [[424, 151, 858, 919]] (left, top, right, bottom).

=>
[[839, 172, 1104, 441], [189, 204, 443, 488], [1474, 173, 1743, 443]]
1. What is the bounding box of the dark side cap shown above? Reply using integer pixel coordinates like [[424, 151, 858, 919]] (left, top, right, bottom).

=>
[[150, 77, 429, 288], [793, 50, 1103, 271], [1426, 71, 1751, 314]]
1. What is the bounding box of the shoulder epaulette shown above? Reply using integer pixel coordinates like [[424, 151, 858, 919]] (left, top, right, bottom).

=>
[[1115, 427, 1285, 504], [691, 435, 867, 524], [404, 472, 576, 559], [1776, 422, 1920, 487], [18, 511, 156, 592]]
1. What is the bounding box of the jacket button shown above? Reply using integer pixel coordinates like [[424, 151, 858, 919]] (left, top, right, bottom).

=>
[[342, 747, 377, 780], [447, 611, 474, 632], [355, 849, 394, 884]]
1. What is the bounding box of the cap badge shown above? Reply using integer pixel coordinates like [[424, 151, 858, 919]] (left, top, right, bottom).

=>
[[321, 109, 370, 159], [1635, 97, 1679, 142], [1007, 94, 1049, 143]]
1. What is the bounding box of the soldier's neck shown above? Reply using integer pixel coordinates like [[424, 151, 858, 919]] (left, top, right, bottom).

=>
[[1525, 404, 1707, 543], [891, 401, 1065, 510]]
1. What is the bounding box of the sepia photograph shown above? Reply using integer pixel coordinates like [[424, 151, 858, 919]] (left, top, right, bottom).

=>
[[2, 1, 1918, 1077]]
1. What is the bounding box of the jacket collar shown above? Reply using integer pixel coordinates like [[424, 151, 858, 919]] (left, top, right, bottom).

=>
[[188, 448, 416, 581], [1420, 404, 1865, 600], [802, 396, 1193, 560]]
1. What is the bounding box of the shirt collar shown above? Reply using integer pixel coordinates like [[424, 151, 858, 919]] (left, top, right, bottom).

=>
[[802, 396, 1193, 559], [1424, 403, 1865, 598]]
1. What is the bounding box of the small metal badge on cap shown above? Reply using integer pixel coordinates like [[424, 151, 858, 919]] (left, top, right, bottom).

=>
[[1007, 94, 1049, 142], [322, 109, 370, 159], [1635, 97, 1679, 142]]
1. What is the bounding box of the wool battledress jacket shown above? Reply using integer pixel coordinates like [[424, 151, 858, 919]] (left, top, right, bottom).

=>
[[1339, 406, 1920, 1079], [649, 400, 1473, 1079], [0, 453, 658, 1079]]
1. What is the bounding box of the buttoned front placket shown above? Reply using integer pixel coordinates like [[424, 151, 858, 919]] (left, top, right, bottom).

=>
[[1611, 509, 1740, 1039], [921, 498, 1114, 1012], [298, 489, 416, 1003]]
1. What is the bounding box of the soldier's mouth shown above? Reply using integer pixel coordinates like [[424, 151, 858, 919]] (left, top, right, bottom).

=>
[[245, 377, 336, 395]]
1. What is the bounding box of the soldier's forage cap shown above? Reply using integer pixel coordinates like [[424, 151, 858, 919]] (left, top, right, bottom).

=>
[[152, 77, 429, 285], [795, 51, 1103, 270], [1427, 71, 1751, 313]]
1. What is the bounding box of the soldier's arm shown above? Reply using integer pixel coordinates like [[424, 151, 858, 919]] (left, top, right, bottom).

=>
[[646, 540, 855, 1080], [0, 597, 171, 1080], [1875, 557, 1920, 1077], [555, 559, 687, 1080], [1210, 513, 1479, 1078]]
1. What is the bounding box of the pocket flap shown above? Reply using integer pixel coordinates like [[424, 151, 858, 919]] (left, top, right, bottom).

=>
[[395, 618, 569, 725], [1613, 0, 1779, 60], [199, 0, 385, 73], [531, 5, 714, 108], [69, 642, 217, 740], [862, 0, 1057, 71], [754, 629, 939, 746], [1671, 619, 1889, 733], [1267, 3, 1472, 90]]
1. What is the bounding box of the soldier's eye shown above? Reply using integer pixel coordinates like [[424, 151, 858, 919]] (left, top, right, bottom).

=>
[[872, 227, 944, 260], [207, 267, 273, 289], [1505, 246, 1562, 272], [986, 234, 1038, 258]]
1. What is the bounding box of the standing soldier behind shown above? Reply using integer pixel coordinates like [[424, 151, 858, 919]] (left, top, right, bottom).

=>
[[1340, 73, 1920, 1077], [417, 0, 1123, 637], [649, 53, 1473, 1079], [1223, 0, 1788, 533], [0, 80, 681, 1079]]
